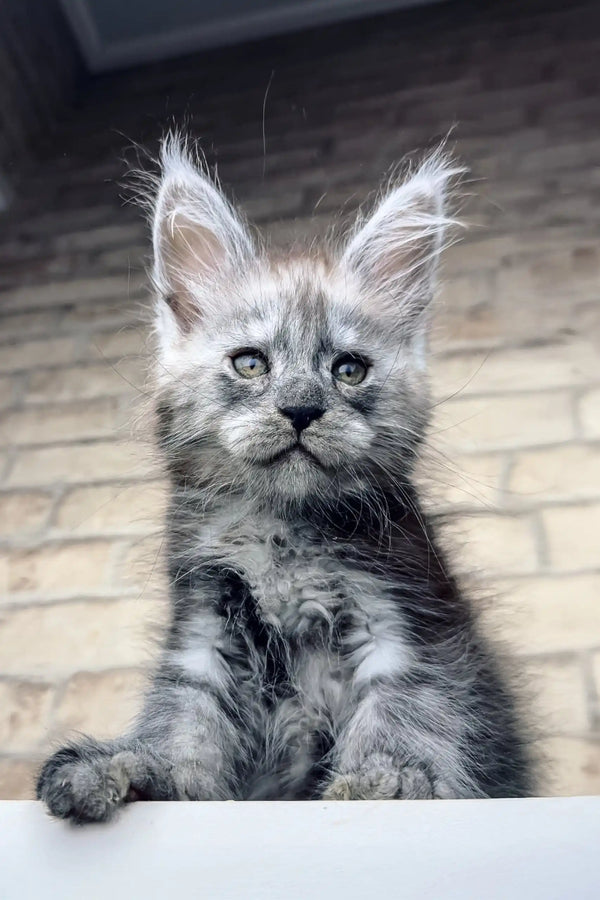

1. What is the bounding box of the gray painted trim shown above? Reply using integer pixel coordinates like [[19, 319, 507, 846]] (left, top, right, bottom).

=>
[[60, 0, 443, 72], [59, 0, 103, 70]]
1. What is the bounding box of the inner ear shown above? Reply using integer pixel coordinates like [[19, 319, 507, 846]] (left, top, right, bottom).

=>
[[164, 291, 197, 331], [155, 214, 228, 330], [151, 134, 255, 334], [342, 152, 463, 328]]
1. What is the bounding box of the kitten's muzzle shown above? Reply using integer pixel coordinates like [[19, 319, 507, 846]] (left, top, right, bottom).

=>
[[278, 405, 325, 434], [258, 439, 322, 468]]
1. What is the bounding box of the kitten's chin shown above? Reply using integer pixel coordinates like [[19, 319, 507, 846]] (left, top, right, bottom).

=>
[[250, 450, 333, 505], [260, 444, 322, 468]]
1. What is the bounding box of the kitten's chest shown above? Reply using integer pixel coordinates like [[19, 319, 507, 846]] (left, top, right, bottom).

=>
[[203, 512, 347, 632]]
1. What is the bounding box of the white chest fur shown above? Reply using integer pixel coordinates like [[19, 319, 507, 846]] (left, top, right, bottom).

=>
[[195, 508, 415, 689], [199, 509, 346, 632], [177, 504, 416, 698]]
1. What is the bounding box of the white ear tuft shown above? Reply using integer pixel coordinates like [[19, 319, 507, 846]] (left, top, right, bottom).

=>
[[152, 131, 254, 331], [342, 150, 465, 327]]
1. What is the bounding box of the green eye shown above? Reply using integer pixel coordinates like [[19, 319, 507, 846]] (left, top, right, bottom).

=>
[[231, 350, 268, 379], [332, 354, 368, 386]]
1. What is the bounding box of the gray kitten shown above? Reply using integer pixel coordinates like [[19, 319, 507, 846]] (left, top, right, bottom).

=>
[[37, 135, 531, 821]]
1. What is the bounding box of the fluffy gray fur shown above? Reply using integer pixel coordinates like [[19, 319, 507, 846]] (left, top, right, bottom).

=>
[[37, 135, 531, 822]]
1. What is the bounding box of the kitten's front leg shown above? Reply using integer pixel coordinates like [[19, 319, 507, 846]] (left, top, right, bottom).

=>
[[38, 611, 252, 822], [322, 649, 478, 801], [321, 686, 464, 801]]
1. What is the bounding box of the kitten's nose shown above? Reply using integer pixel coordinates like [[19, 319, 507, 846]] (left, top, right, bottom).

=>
[[279, 405, 324, 433]]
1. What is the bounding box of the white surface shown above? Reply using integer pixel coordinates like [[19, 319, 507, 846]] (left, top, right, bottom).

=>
[[60, 0, 444, 71], [0, 798, 598, 899]]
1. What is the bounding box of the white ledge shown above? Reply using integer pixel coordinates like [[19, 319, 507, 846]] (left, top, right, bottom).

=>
[[0, 798, 598, 899]]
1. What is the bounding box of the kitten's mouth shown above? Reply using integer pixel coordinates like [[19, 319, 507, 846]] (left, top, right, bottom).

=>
[[260, 442, 321, 467]]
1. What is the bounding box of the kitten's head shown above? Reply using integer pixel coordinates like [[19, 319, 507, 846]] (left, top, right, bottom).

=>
[[150, 134, 461, 510]]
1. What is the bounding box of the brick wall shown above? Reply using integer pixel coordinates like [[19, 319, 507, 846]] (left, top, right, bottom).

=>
[[0, 0, 599, 798]]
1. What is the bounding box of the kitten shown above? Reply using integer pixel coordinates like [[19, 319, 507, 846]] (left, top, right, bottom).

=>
[[37, 135, 532, 821]]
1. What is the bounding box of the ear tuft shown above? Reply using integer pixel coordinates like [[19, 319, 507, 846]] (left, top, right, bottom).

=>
[[343, 149, 465, 326], [151, 131, 254, 332]]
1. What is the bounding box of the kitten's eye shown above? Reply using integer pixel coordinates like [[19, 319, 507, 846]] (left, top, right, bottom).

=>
[[332, 354, 368, 386], [231, 350, 268, 379]]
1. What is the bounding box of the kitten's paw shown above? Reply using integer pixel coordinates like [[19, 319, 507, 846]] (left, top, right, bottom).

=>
[[37, 743, 158, 823], [397, 764, 435, 799], [322, 769, 400, 800], [322, 763, 434, 800]]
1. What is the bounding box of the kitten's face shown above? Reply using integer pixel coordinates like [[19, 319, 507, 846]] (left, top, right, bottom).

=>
[[157, 259, 428, 504], [151, 135, 457, 506]]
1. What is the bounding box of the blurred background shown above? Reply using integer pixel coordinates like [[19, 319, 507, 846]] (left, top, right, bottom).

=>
[[0, 0, 598, 799]]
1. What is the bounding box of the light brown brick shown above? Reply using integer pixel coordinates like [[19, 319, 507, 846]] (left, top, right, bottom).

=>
[[518, 140, 600, 177], [490, 275, 581, 345], [580, 389, 600, 440], [0, 491, 53, 537], [509, 445, 600, 505], [436, 392, 574, 453], [0, 310, 62, 341], [0, 681, 55, 752], [0, 338, 77, 374], [442, 235, 516, 275], [0, 758, 37, 800], [0, 377, 15, 409], [95, 246, 147, 271], [52, 223, 144, 253], [540, 737, 600, 796], [6, 541, 112, 596], [592, 654, 600, 726], [434, 272, 497, 346], [68, 298, 139, 330], [453, 514, 538, 575], [25, 358, 148, 403], [55, 481, 166, 535], [0, 598, 164, 677], [497, 251, 598, 309], [90, 328, 150, 360], [542, 504, 600, 571], [54, 668, 146, 739], [420, 452, 505, 511], [432, 340, 598, 398], [439, 270, 577, 349], [0, 554, 7, 594], [0, 398, 127, 446], [528, 657, 589, 735], [0, 275, 146, 312], [119, 534, 167, 595], [6, 440, 158, 487], [483, 575, 600, 654]]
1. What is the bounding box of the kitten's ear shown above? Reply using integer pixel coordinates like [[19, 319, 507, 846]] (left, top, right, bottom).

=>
[[342, 152, 463, 329], [151, 134, 254, 331]]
